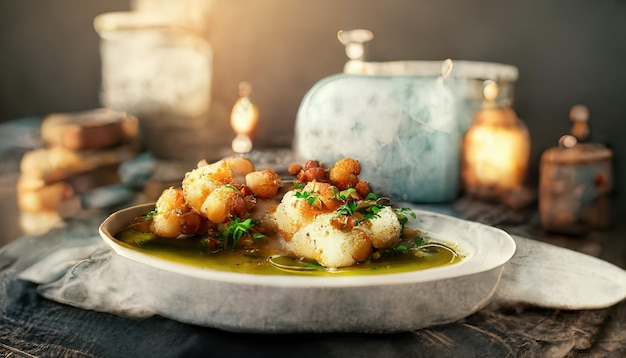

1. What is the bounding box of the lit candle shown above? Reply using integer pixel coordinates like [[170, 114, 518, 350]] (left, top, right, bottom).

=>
[[462, 80, 530, 202], [230, 82, 258, 154]]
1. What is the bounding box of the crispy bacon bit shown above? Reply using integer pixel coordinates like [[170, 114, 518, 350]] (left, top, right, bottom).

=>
[[355, 180, 370, 197], [305, 160, 323, 170], [294, 160, 328, 183]]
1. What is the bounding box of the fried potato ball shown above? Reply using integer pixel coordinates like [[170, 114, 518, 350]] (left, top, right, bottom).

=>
[[245, 169, 282, 198], [329, 157, 361, 190]]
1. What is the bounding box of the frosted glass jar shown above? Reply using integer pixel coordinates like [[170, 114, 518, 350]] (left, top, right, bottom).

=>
[[94, 11, 212, 123], [294, 60, 518, 203]]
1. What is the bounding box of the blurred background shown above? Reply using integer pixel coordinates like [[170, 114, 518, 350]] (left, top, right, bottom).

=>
[[0, 0, 624, 215]]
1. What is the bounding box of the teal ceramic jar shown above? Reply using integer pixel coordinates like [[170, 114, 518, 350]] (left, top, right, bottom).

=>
[[294, 60, 518, 203]]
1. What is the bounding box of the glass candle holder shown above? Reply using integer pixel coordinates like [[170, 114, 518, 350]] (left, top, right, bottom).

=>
[[462, 80, 530, 201], [230, 82, 258, 154]]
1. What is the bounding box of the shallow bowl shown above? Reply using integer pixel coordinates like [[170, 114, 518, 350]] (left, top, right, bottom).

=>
[[99, 203, 515, 333]]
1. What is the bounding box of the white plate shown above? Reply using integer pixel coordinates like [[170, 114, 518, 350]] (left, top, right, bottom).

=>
[[99, 203, 516, 333]]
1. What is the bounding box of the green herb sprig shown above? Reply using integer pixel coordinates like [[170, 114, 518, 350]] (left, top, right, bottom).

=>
[[220, 216, 264, 250], [335, 191, 389, 226], [295, 190, 318, 206], [394, 207, 417, 226], [143, 208, 159, 219]]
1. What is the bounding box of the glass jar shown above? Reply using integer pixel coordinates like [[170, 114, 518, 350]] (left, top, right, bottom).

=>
[[539, 109, 613, 235], [94, 11, 213, 159], [461, 80, 530, 201], [294, 60, 519, 203]]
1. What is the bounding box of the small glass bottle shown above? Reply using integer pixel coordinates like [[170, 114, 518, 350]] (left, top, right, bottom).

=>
[[462, 80, 530, 202]]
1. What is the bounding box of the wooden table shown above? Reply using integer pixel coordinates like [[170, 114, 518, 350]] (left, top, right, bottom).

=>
[[0, 122, 624, 357]]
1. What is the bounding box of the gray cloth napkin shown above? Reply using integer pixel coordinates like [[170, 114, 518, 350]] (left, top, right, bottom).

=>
[[20, 243, 157, 318], [12, 236, 242, 327]]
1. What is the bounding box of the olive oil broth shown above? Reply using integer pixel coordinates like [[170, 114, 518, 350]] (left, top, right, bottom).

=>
[[115, 228, 463, 276]]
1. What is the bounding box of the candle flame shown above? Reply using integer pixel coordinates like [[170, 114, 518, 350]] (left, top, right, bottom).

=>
[[231, 97, 258, 135], [230, 82, 258, 135]]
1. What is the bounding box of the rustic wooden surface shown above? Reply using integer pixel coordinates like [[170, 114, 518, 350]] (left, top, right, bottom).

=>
[[1, 179, 624, 357], [0, 122, 624, 357]]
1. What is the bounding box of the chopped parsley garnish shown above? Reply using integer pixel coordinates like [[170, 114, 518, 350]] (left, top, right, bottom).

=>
[[394, 207, 416, 226], [142, 208, 159, 219], [336, 187, 356, 200], [295, 190, 318, 206], [414, 234, 427, 247], [336, 201, 357, 216], [394, 245, 408, 253], [224, 184, 241, 192], [202, 216, 265, 252], [222, 217, 264, 250], [335, 195, 387, 226]]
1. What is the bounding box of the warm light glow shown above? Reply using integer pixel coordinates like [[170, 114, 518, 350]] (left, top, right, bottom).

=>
[[231, 133, 253, 154], [464, 124, 528, 188], [462, 107, 530, 198], [230, 82, 258, 136], [230, 97, 258, 135], [230, 82, 258, 154], [462, 79, 530, 201]]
